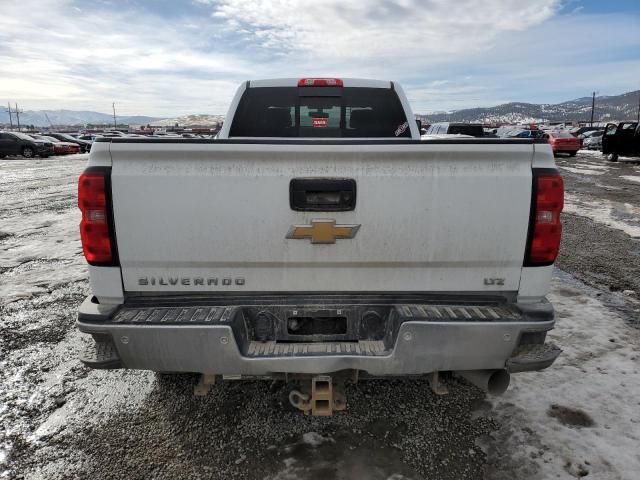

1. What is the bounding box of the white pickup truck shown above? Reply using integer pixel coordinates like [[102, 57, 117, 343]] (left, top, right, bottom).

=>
[[77, 78, 563, 413]]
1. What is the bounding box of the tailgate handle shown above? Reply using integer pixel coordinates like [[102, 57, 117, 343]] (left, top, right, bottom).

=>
[[290, 178, 356, 211]]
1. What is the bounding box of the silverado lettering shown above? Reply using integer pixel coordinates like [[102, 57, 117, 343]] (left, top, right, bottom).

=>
[[138, 277, 245, 286]]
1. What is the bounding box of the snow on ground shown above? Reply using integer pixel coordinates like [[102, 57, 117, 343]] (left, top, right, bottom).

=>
[[576, 150, 640, 164], [577, 150, 605, 157], [0, 155, 89, 302], [563, 193, 640, 238], [620, 175, 640, 184], [559, 153, 619, 177], [0, 283, 156, 478], [559, 166, 604, 175], [2, 152, 640, 479], [0, 154, 93, 475], [568, 163, 610, 171], [489, 273, 640, 480]]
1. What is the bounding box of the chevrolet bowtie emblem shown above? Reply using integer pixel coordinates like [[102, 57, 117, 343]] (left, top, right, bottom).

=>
[[286, 220, 361, 244]]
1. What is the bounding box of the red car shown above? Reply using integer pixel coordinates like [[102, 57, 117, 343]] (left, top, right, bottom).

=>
[[543, 130, 581, 156], [34, 135, 81, 155]]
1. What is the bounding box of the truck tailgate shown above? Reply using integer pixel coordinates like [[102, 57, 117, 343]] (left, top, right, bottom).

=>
[[109, 141, 533, 294]]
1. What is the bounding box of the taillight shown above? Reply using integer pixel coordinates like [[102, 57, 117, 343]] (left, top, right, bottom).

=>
[[78, 167, 117, 265], [298, 78, 343, 87], [525, 171, 564, 266]]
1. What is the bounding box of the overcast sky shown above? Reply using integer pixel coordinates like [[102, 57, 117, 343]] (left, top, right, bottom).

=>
[[1, 0, 639, 116]]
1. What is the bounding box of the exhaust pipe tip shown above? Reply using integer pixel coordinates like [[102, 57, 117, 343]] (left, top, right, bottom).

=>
[[456, 369, 511, 395], [486, 369, 511, 395]]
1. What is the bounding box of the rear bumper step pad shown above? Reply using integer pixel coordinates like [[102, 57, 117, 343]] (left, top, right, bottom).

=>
[[80, 340, 122, 369], [507, 343, 562, 373], [97, 304, 522, 326], [111, 306, 229, 324], [247, 340, 386, 357]]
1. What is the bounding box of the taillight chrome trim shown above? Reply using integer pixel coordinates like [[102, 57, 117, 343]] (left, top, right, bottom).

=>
[[78, 166, 119, 266], [524, 168, 564, 267]]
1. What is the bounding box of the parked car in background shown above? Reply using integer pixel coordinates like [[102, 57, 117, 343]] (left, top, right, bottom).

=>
[[46, 133, 92, 152], [573, 126, 602, 137], [578, 129, 603, 140], [0, 131, 54, 158], [425, 122, 485, 137], [542, 130, 581, 156], [602, 122, 640, 161], [77, 134, 101, 142], [506, 129, 546, 139], [99, 131, 127, 137], [495, 126, 517, 137], [31, 135, 81, 155], [496, 128, 545, 139], [581, 130, 604, 150]]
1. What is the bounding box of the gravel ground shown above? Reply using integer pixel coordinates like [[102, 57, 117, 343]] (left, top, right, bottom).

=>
[[555, 151, 640, 303], [1, 151, 639, 480]]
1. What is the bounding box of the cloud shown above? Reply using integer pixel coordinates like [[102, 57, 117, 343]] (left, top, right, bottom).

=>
[[0, 0, 250, 115], [210, 0, 561, 62], [444, 12, 640, 106], [1, 0, 639, 116]]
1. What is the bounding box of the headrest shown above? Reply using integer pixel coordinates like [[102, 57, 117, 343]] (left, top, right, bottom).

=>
[[265, 108, 292, 128], [349, 109, 376, 130]]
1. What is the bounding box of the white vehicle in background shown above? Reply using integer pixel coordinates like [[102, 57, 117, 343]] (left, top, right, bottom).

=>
[[76, 78, 563, 414], [581, 130, 604, 150]]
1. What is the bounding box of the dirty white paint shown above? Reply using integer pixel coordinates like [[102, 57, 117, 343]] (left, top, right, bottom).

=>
[[105, 142, 538, 294]]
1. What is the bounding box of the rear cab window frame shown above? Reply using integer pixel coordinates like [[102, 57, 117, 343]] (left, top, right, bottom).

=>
[[229, 86, 411, 138]]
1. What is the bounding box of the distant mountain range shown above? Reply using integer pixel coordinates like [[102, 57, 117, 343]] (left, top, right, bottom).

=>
[[152, 114, 224, 127], [0, 109, 161, 127], [418, 90, 640, 124], [0, 109, 223, 128], [2, 89, 639, 128]]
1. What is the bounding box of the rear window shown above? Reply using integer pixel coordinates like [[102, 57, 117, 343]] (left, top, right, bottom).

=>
[[12, 132, 36, 141], [447, 125, 484, 137], [229, 86, 410, 138], [57, 133, 77, 141], [551, 131, 574, 138]]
